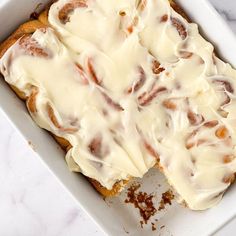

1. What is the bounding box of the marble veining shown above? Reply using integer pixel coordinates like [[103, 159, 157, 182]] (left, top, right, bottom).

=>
[[0, 111, 103, 236], [209, 0, 236, 33], [0, 0, 236, 235]]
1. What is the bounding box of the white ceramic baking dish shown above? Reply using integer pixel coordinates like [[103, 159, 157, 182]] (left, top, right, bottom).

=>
[[1, 0, 236, 235]]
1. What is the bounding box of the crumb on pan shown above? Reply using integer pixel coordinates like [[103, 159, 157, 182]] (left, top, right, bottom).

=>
[[28, 141, 36, 152], [125, 183, 157, 227], [158, 190, 175, 211]]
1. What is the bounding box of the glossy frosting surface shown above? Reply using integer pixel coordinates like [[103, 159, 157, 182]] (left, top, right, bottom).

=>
[[1, 0, 236, 210]]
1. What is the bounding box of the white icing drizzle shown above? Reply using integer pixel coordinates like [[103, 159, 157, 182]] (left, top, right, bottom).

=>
[[1, 0, 236, 210]]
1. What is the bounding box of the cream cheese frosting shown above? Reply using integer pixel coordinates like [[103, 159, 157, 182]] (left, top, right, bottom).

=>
[[1, 0, 236, 210]]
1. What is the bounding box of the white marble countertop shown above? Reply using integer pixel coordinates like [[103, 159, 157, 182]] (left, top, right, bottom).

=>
[[0, 1, 236, 235]]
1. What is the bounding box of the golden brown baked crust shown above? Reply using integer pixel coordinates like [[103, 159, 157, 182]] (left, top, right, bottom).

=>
[[0, 0, 195, 198], [0, 9, 131, 197], [90, 179, 130, 197], [169, 0, 190, 22], [38, 8, 50, 25], [0, 20, 46, 59]]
